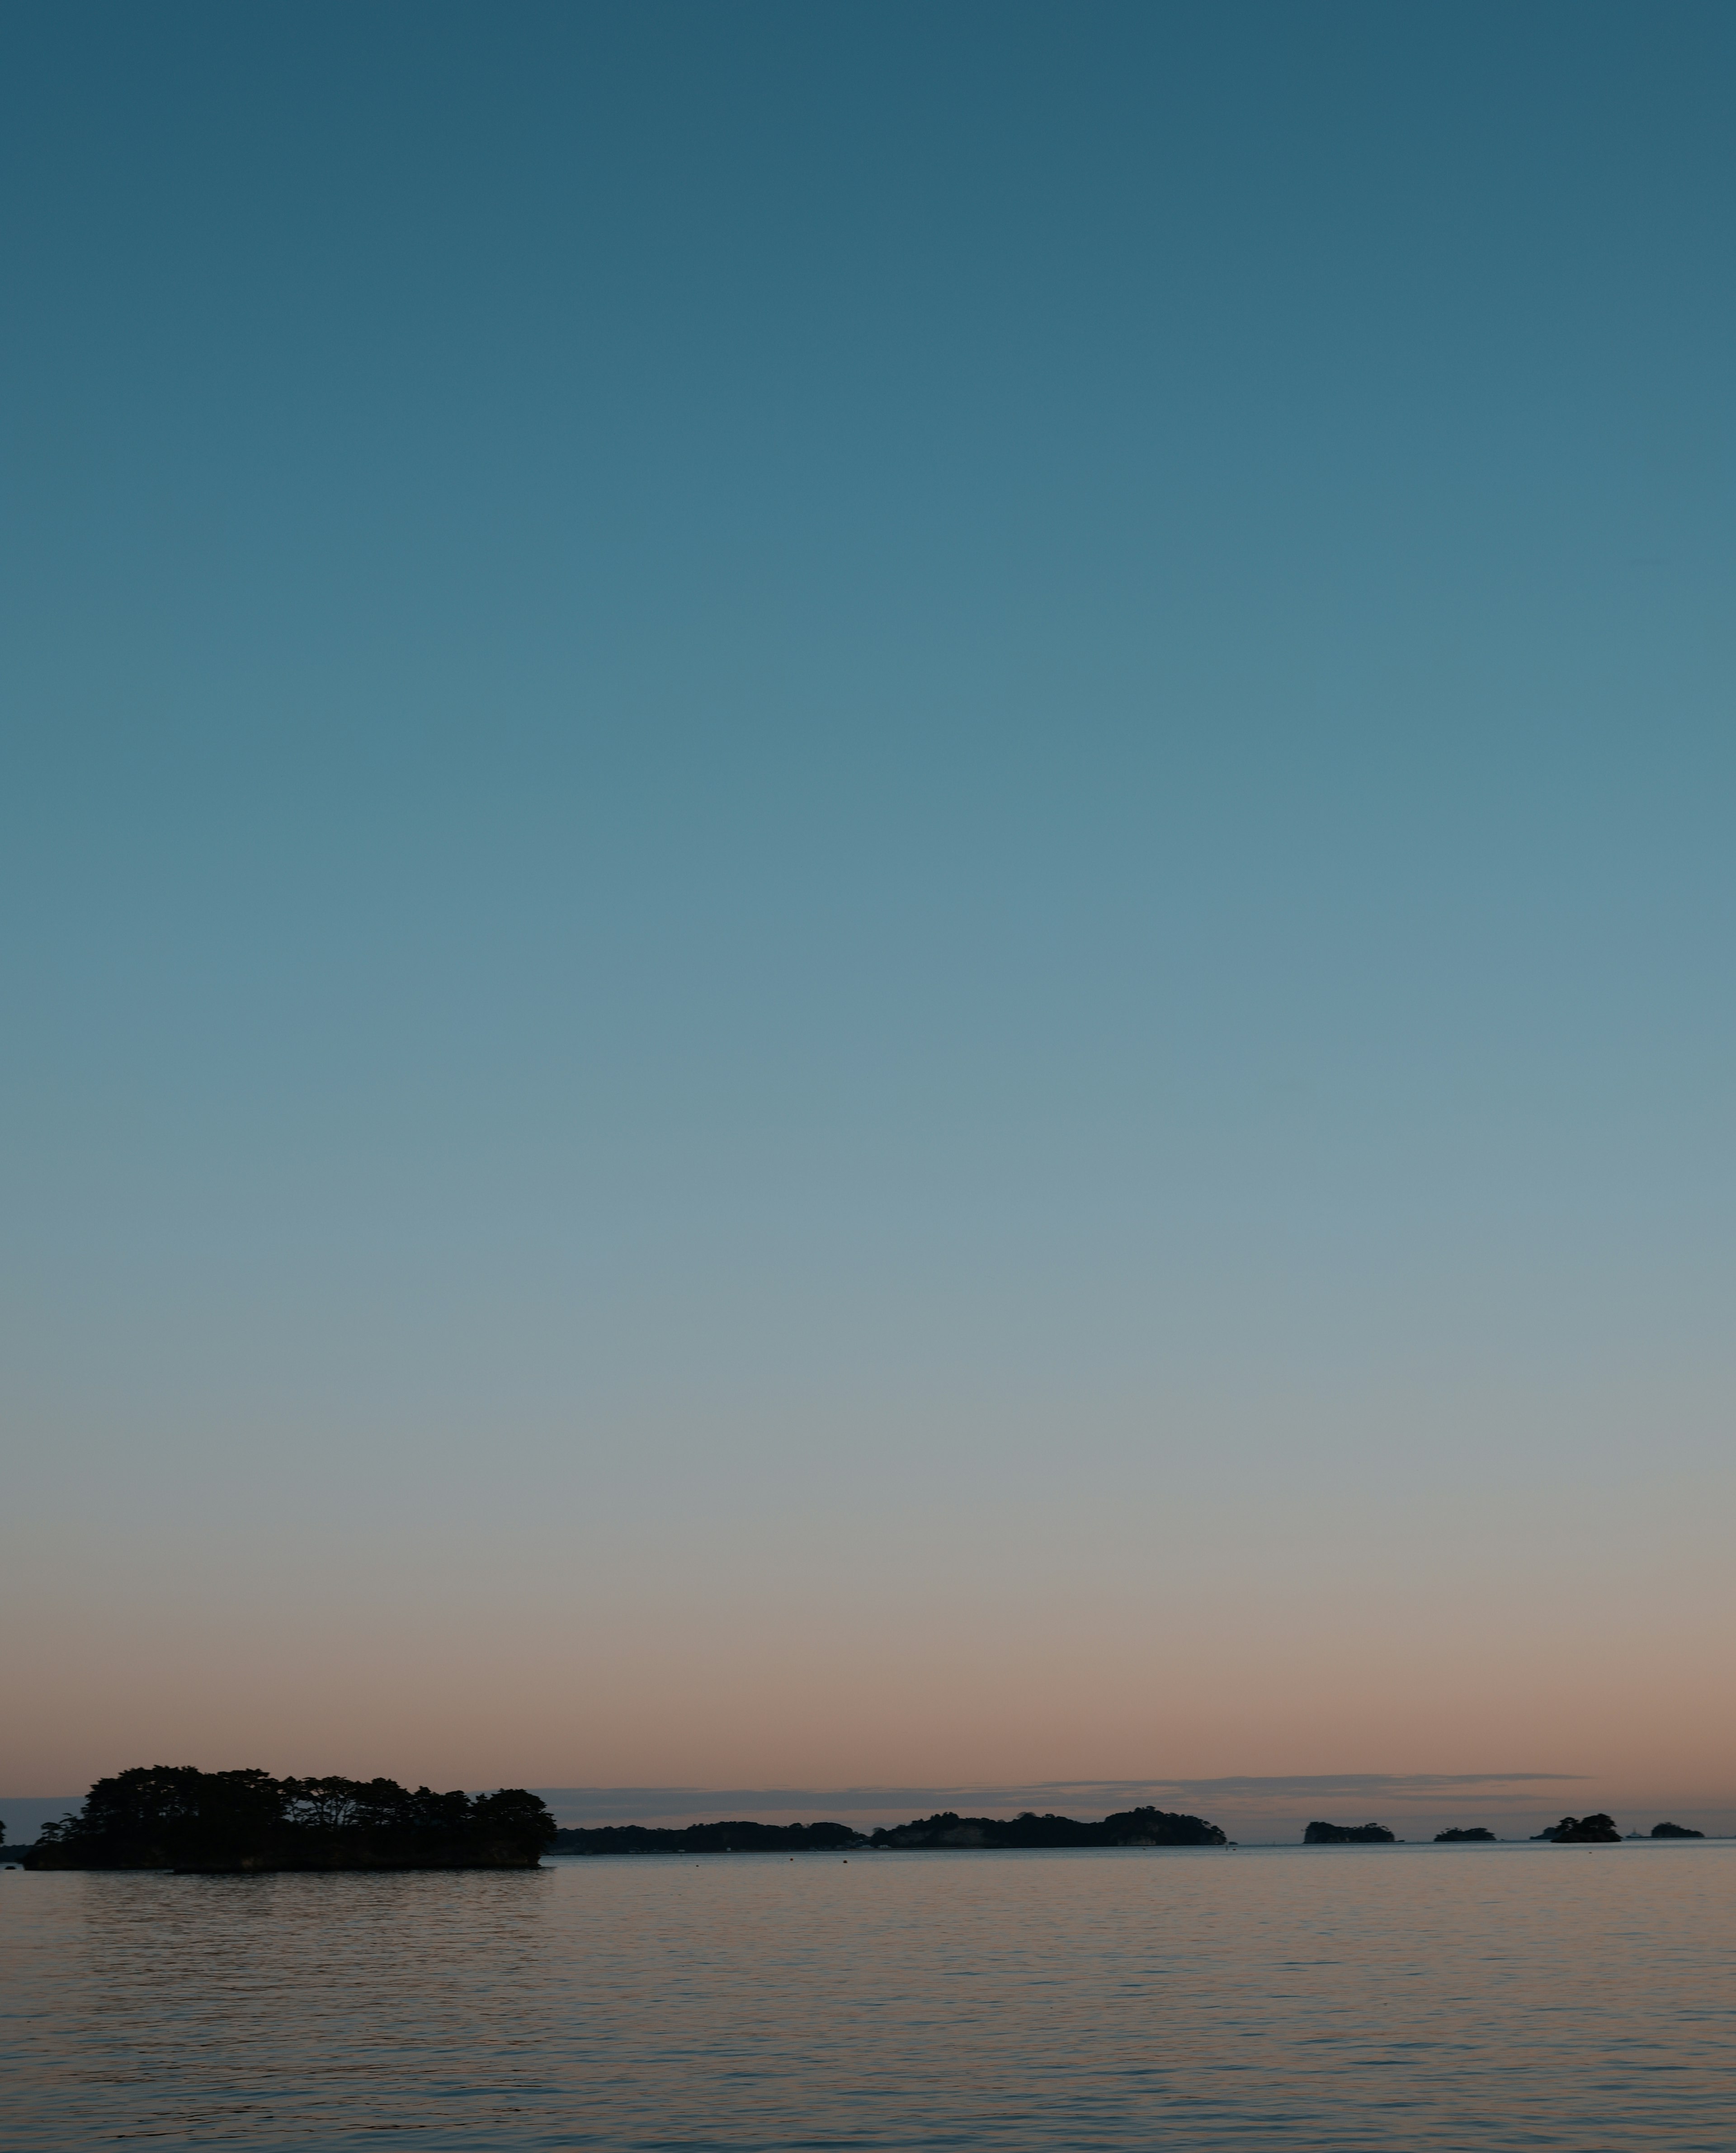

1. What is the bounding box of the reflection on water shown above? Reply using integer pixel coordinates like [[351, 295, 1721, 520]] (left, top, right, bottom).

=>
[[2, 1844, 1732, 2149]]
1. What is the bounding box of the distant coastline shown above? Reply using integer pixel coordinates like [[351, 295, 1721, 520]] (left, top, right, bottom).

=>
[[9, 1775, 1722, 1871], [552, 1806, 1229, 1855]]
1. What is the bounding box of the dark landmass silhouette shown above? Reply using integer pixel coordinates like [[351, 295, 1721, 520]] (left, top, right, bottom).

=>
[[19, 1777, 1712, 1871], [552, 1805, 1228, 1854], [1532, 1813, 1621, 1843], [869, 1806, 1227, 1849], [22, 1767, 555, 1871], [552, 1819, 863, 1855]]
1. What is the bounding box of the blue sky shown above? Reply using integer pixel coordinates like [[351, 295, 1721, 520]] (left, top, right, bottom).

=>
[[4, 3, 1733, 1811]]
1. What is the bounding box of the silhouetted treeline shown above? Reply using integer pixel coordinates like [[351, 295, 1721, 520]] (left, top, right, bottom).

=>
[[1434, 1827, 1497, 1841], [24, 1767, 555, 1871], [1303, 1821, 1396, 1843], [549, 1806, 1228, 1854], [867, 1806, 1227, 1849], [1651, 1821, 1704, 1838], [552, 1819, 865, 1855], [1531, 1813, 1620, 1843]]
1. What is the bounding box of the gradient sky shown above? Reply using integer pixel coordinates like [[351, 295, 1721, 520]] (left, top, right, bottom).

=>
[[4, 2, 1733, 1828]]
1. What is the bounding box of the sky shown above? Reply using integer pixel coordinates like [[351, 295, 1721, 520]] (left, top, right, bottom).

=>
[[3, 1, 1733, 1833]]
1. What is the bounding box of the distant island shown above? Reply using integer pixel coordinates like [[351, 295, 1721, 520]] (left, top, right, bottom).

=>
[[1434, 1827, 1497, 1842], [1303, 1821, 1396, 1843], [870, 1806, 1227, 1849], [1651, 1822, 1705, 1838], [552, 1806, 1229, 1855], [22, 1767, 555, 1871], [1532, 1813, 1621, 1843]]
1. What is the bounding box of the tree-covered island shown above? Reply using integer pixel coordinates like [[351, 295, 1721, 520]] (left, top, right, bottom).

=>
[[1532, 1813, 1621, 1843], [23, 1767, 555, 1871], [866, 1805, 1227, 1849]]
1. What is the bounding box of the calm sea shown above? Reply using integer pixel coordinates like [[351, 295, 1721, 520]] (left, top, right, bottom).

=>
[[2, 1843, 1730, 2150]]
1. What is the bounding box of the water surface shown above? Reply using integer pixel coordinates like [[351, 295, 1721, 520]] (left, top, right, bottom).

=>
[[2, 1843, 1730, 2149]]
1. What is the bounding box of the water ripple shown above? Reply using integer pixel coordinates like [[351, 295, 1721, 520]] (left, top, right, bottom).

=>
[[2, 1845, 1732, 2149]]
